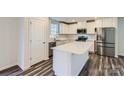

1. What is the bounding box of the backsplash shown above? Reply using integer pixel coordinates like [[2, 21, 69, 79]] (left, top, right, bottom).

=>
[[56, 34, 96, 41]]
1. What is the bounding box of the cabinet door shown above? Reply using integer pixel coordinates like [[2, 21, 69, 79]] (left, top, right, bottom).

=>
[[59, 23, 64, 34], [82, 22, 87, 28], [60, 23, 77, 34], [77, 22, 86, 29], [102, 18, 113, 27], [95, 18, 117, 28], [65, 24, 69, 34], [95, 19, 102, 28], [77, 22, 82, 29], [112, 17, 118, 28], [87, 22, 95, 34], [59, 23, 69, 34], [69, 24, 77, 34], [89, 41, 94, 52]]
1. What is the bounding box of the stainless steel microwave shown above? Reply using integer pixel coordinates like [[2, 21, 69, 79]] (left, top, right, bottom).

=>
[[77, 28, 87, 34]]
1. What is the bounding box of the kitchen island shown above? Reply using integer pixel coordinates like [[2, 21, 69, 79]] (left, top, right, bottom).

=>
[[52, 41, 93, 76]]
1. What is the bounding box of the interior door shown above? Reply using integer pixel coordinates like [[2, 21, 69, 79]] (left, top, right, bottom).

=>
[[30, 19, 45, 65]]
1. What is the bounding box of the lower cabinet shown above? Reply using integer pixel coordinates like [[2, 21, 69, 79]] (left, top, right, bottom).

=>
[[87, 40, 95, 53]]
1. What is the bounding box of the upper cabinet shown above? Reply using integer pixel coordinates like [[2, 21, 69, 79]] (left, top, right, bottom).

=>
[[95, 17, 117, 28], [59, 17, 118, 34], [59, 23, 69, 34], [102, 18, 114, 27], [77, 22, 87, 29], [68, 24, 77, 34], [59, 23, 77, 34], [112, 18, 118, 28], [95, 19, 102, 28], [86, 22, 96, 34]]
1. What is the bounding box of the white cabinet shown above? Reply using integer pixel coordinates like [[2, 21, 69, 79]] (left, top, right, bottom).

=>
[[77, 22, 82, 29], [77, 22, 87, 29], [95, 17, 117, 28], [59, 23, 77, 34], [101, 18, 117, 28], [82, 22, 87, 28], [86, 22, 95, 34], [59, 17, 117, 35], [95, 19, 102, 28], [102, 18, 113, 27], [112, 17, 118, 28], [60, 23, 68, 34], [59, 23, 69, 34], [68, 24, 77, 34], [87, 41, 94, 52]]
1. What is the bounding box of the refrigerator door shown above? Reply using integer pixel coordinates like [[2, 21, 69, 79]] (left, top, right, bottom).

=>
[[96, 27, 115, 57], [102, 27, 115, 43], [103, 46, 115, 57], [97, 43, 115, 57]]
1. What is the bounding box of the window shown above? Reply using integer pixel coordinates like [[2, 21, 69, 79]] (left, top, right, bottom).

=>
[[50, 23, 59, 38]]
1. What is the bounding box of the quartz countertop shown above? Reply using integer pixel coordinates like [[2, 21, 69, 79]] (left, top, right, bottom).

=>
[[52, 41, 93, 55]]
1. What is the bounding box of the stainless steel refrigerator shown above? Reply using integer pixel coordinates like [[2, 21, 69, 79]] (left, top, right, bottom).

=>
[[96, 27, 115, 57]]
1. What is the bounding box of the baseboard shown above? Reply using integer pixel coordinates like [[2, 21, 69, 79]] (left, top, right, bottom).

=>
[[0, 63, 17, 71], [18, 57, 49, 71], [18, 64, 30, 71], [118, 53, 124, 57], [44, 57, 49, 60]]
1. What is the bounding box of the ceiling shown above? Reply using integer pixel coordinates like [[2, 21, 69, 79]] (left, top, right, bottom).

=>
[[51, 17, 99, 22]]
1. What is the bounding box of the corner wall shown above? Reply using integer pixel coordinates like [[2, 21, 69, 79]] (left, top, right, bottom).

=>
[[18, 18, 30, 70]]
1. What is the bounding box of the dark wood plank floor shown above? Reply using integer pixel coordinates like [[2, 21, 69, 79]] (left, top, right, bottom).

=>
[[79, 54, 124, 76], [0, 54, 124, 76], [0, 59, 54, 76]]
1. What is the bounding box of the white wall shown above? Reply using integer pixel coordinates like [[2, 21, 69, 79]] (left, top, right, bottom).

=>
[[117, 17, 124, 56], [18, 18, 30, 70], [0, 17, 20, 70], [0, 17, 49, 71]]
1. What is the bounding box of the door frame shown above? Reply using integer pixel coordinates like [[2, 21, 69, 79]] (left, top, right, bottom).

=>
[[29, 18, 45, 66], [19, 17, 49, 70]]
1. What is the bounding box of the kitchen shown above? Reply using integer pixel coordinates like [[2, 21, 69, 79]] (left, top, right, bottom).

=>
[[1, 1, 124, 93], [49, 17, 118, 76], [49, 17, 97, 57], [49, 17, 117, 56], [0, 17, 124, 76]]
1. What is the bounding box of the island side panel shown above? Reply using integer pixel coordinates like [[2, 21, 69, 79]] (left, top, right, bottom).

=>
[[53, 50, 72, 76], [71, 51, 89, 76]]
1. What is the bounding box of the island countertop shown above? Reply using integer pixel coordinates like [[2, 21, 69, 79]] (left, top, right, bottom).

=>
[[52, 41, 93, 55]]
